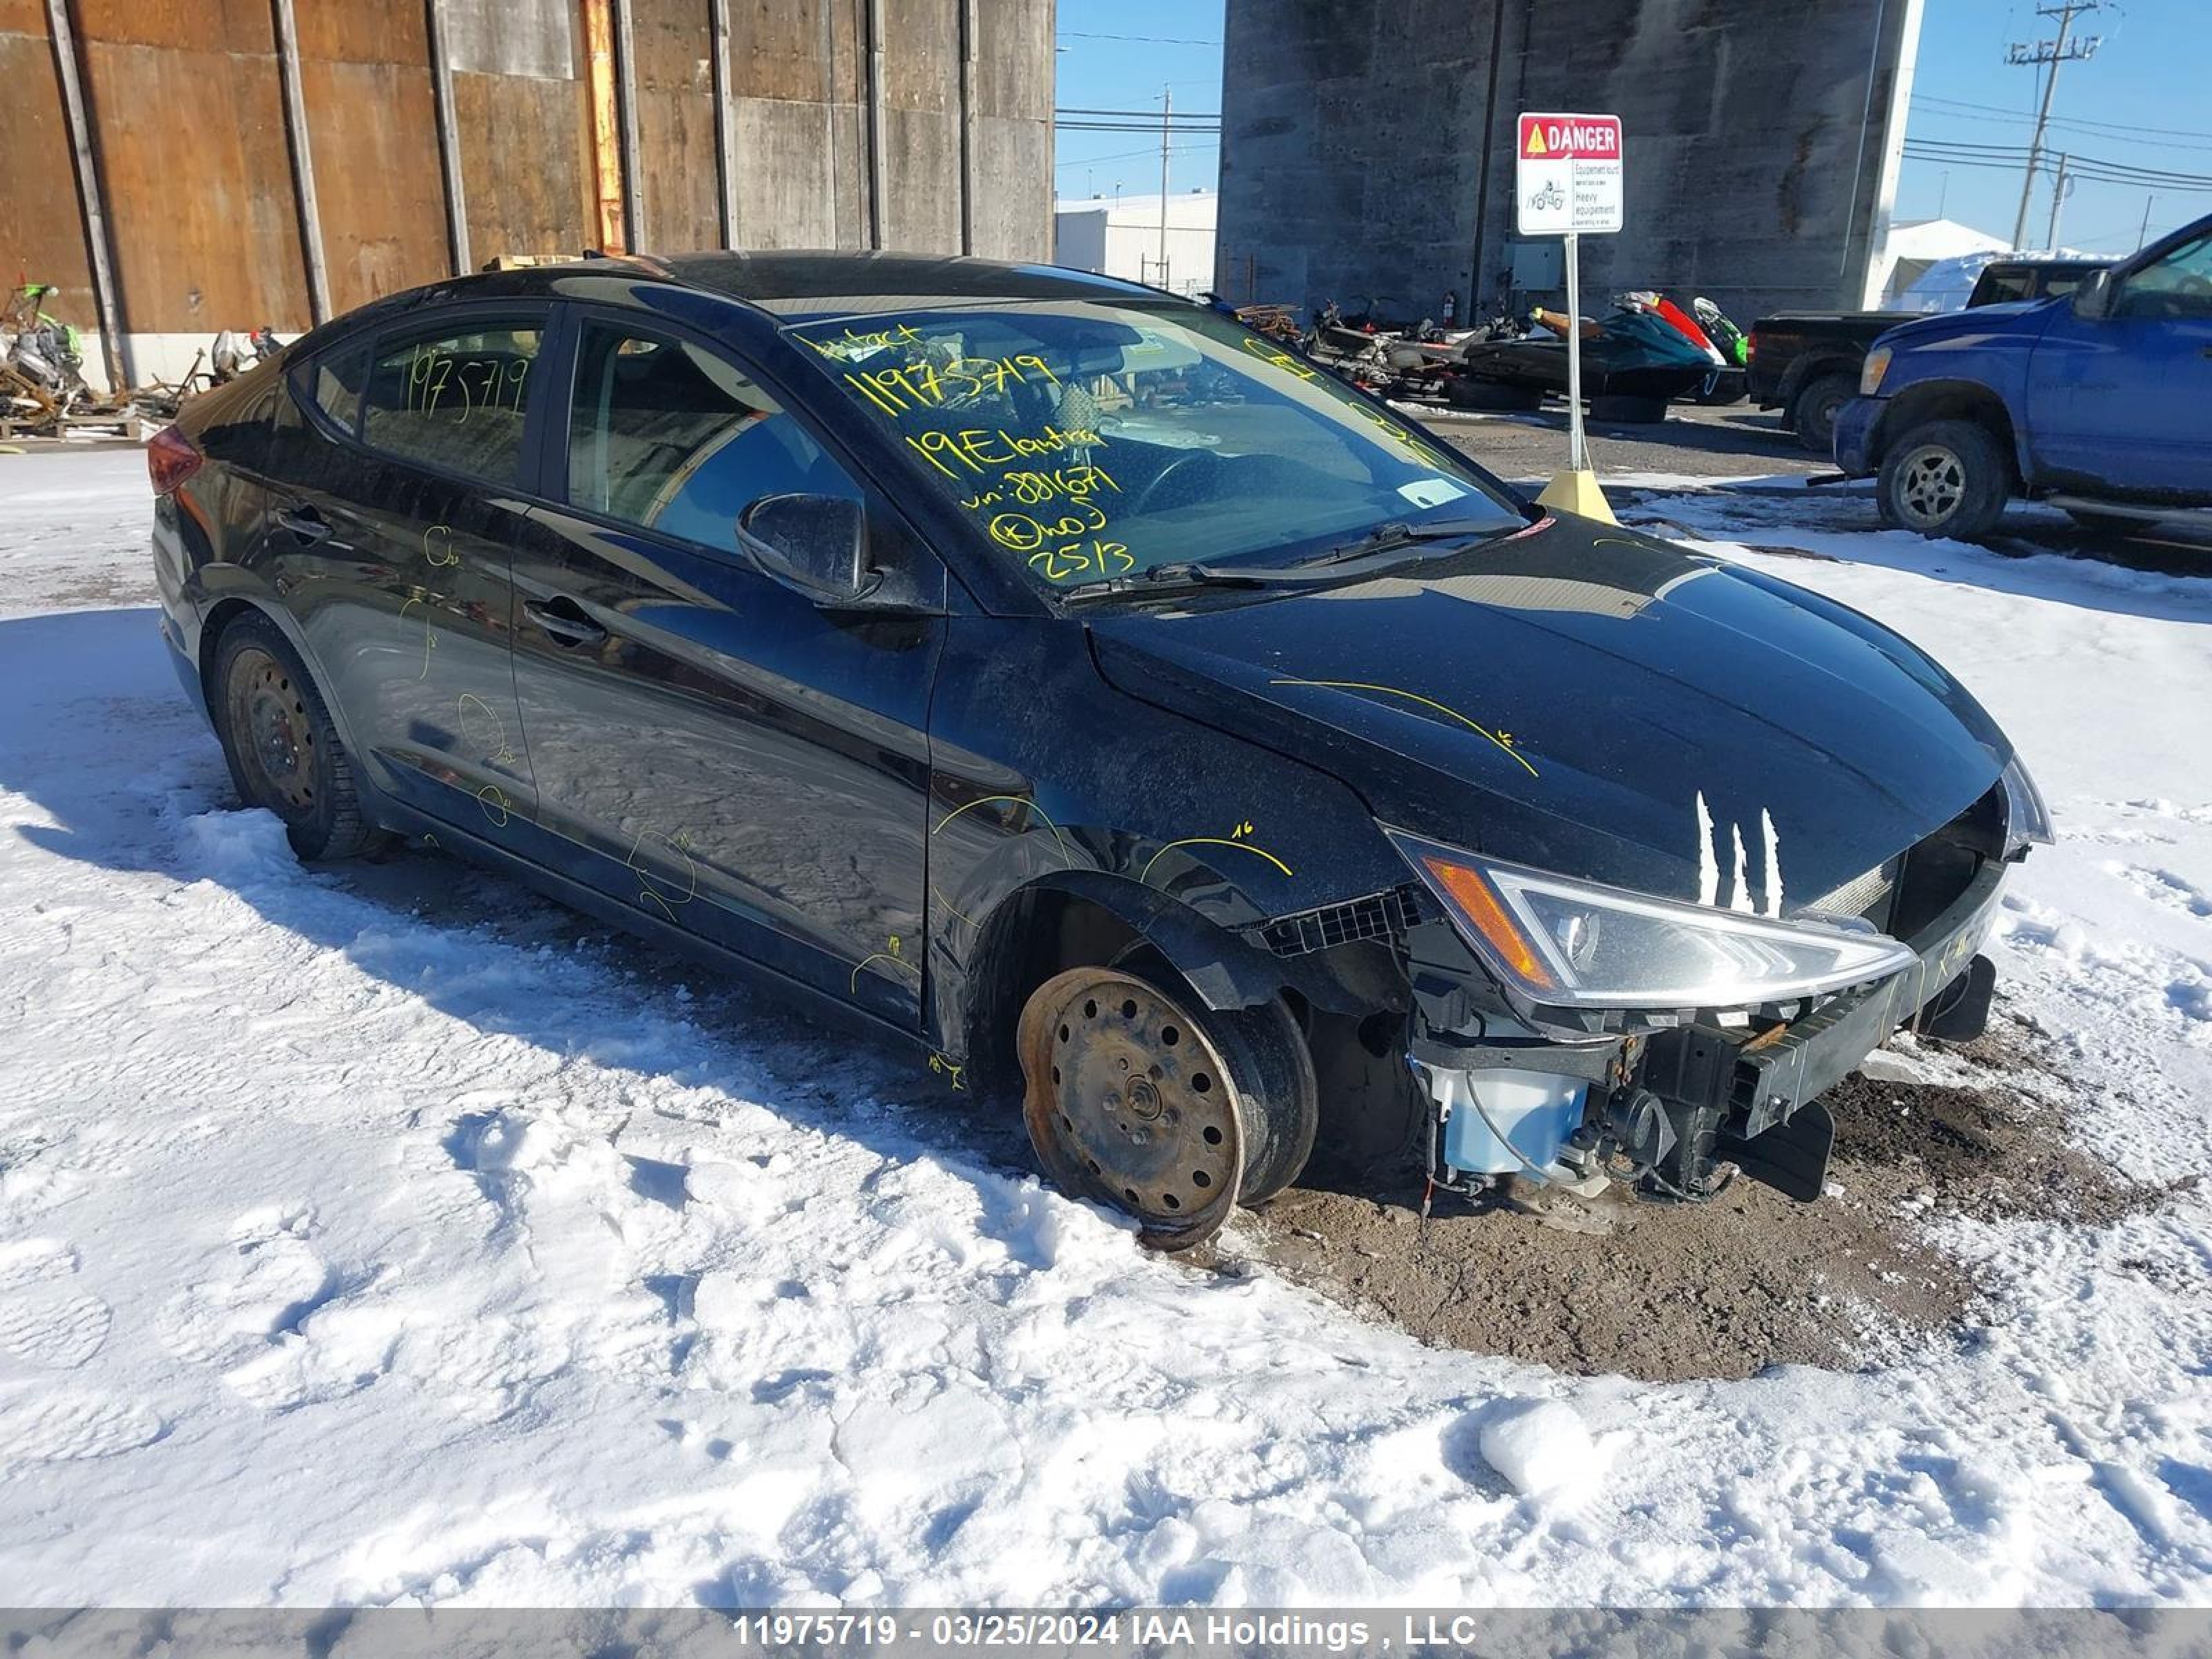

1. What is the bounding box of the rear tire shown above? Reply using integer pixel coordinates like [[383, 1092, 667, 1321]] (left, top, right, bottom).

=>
[[1788, 371, 1855, 456], [1875, 419, 2011, 542], [1015, 959, 1317, 1248], [211, 613, 389, 863]]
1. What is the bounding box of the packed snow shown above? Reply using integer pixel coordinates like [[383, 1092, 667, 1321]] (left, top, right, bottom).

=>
[[1, 447, 2209, 1607]]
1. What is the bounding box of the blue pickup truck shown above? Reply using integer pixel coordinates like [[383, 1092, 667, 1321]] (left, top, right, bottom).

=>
[[1836, 212, 2212, 541]]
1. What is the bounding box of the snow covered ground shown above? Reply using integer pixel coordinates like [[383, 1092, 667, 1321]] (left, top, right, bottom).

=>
[[1, 448, 2209, 1607]]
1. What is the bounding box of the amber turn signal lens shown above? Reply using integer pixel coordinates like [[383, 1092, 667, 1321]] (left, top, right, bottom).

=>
[[1421, 855, 1556, 990]]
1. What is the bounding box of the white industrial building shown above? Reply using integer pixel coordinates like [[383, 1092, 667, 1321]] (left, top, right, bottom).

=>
[[1053, 191, 1218, 298]]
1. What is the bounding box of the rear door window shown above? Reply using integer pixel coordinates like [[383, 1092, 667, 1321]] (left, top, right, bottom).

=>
[[362, 319, 544, 485], [564, 318, 861, 554]]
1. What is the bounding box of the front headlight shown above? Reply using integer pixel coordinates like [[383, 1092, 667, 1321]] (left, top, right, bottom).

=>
[[1388, 827, 1918, 1013], [1860, 346, 1893, 396], [2000, 752, 2054, 858]]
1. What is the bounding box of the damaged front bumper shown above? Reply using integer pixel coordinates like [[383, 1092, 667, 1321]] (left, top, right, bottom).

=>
[[1407, 854, 2008, 1204]]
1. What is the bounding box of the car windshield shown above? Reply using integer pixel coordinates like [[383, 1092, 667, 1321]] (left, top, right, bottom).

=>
[[784, 299, 1523, 592]]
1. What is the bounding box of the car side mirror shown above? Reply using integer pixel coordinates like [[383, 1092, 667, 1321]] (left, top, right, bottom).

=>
[[2072, 268, 2115, 320], [738, 493, 937, 615]]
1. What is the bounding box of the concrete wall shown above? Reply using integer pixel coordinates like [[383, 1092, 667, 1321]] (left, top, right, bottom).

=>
[[1215, 0, 1920, 324], [3, 0, 1055, 391]]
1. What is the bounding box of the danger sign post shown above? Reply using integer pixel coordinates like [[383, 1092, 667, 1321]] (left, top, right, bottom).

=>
[[1517, 111, 1624, 523], [1516, 112, 1623, 235]]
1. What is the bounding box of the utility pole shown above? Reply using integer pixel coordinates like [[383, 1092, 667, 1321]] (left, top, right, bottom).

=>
[[2137, 194, 2157, 250], [1159, 85, 1172, 292], [2007, 1, 2103, 250], [2044, 153, 2072, 248]]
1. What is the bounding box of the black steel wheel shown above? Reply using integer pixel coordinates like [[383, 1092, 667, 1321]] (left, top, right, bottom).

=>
[[1015, 962, 1315, 1248], [212, 615, 387, 862]]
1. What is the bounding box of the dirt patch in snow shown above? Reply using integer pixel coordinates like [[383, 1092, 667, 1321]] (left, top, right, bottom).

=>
[[1237, 1011, 2170, 1382]]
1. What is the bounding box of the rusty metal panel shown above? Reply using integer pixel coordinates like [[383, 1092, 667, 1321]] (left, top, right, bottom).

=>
[[76, 5, 309, 333], [0, 8, 96, 326], [294, 0, 449, 312], [453, 68, 598, 263], [632, 0, 720, 251], [73, 0, 273, 53], [294, 0, 425, 62]]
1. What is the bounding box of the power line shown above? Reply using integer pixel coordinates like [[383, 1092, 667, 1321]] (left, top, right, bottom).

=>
[[1056, 106, 1221, 120], [1915, 93, 2212, 143], [1911, 95, 2212, 152], [1907, 135, 2212, 189], [1056, 30, 1221, 46], [1053, 144, 1219, 172]]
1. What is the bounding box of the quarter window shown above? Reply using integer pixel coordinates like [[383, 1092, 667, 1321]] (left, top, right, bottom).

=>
[[362, 321, 543, 485], [301, 343, 368, 434], [565, 320, 860, 554]]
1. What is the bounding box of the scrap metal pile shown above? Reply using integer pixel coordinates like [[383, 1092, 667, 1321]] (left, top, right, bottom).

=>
[[1296, 289, 1750, 424], [1, 281, 279, 439]]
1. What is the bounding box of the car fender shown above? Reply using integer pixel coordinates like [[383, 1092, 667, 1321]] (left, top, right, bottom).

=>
[[1866, 375, 2032, 484], [189, 574, 374, 767]]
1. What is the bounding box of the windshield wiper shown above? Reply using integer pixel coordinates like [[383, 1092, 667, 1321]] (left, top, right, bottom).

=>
[[1060, 518, 1521, 605], [1299, 516, 1521, 567], [1060, 561, 1282, 603]]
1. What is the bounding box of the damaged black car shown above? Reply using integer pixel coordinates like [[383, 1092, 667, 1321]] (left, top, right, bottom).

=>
[[149, 252, 2051, 1246]]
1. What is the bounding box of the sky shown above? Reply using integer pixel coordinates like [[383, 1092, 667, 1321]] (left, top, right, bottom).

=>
[[1051, 0, 2206, 254]]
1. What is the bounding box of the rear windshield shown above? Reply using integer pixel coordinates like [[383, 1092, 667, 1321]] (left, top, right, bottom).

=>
[[785, 301, 1520, 590]]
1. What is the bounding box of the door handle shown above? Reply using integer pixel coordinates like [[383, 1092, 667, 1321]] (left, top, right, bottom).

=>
[[274, 504, 330, 543], [525, 596, 608, 648]]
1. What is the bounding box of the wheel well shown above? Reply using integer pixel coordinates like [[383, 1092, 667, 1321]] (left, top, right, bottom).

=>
[[959, 888, 1145, 1100], [1785, 357, 1860, 411], [1873, 384, 2019, 481], [197, 597, 261, 709]]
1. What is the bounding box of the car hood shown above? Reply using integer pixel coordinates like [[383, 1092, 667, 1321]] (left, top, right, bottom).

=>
[[1086, 516, 2009, 912]]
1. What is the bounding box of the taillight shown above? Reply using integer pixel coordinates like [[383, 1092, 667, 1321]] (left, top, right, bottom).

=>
[[148, 424, 203, 496], [1745, 332, 1759, 362]]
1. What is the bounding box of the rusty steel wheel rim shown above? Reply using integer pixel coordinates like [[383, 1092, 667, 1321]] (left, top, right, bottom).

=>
[[226, 646, 319, 817], [1019, 967, 1244, 1246]]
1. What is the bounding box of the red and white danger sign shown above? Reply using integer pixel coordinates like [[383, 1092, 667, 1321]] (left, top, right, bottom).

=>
[[1516, 111, 1624, 235]]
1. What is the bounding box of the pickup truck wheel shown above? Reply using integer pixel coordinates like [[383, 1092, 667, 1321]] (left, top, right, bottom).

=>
[[1015, 961, 1317, 1248], [1877, 420, 2011, 541], [1788, 371, 1854, 456]]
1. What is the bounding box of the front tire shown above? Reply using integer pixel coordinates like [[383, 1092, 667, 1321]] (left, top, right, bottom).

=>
[[1015, 961, 1317, 1248], [211, 614, 388, 863], [1876, 419, 2012, 541]]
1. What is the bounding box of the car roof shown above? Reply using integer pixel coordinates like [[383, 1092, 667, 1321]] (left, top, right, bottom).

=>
[[367, 250, 1170, 320], [656, 250, 1168, 317], [285, 250, 1188, 364]]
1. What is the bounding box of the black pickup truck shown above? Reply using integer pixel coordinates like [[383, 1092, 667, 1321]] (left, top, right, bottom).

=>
[[1750, 259, 2108, 456], [1747, 312, 1914, 455]]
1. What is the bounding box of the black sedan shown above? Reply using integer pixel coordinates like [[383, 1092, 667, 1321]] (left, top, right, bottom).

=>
[[149, 252, 2049, 1246]]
